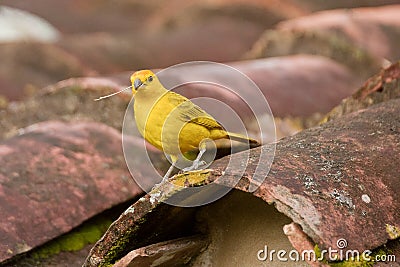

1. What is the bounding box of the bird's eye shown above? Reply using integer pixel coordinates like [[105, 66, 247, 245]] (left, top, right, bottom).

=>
[[148, 76, 153, 82]]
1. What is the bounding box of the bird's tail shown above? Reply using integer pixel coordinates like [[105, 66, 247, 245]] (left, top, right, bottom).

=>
[[226, 132, 261, 148]]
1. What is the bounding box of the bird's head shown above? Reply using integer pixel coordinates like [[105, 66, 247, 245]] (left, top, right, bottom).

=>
[[130, 70, 159, 95]]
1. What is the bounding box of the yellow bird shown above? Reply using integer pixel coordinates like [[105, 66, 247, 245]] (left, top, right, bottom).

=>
[[130, 70, 260, 180]]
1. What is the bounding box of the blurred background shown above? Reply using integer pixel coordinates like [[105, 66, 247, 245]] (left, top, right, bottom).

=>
[[1, 0, 400, 137], [0, 1, 399, 266], [1, 0, 399, 101]]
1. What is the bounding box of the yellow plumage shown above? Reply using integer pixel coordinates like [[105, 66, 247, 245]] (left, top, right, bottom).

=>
[[130, 70, 259, 178]]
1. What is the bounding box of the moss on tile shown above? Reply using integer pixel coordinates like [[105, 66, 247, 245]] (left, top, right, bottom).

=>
[[171, 169, 212, 187], [32, 216, 112, 260], [386, 224, 400, 239]]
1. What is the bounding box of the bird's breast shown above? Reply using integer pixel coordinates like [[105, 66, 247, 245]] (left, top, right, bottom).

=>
[[134, 94, 178, 152]]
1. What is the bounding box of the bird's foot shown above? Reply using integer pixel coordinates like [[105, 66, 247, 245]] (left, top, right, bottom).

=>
[[182, 141, 208, 172], [182, 160, 207, 172]]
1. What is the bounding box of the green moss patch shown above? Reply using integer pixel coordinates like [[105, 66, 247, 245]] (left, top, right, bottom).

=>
[[32, 216, 112, 260]]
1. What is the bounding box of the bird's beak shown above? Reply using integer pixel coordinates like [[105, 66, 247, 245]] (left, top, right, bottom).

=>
[[133, 78, 143, 90]]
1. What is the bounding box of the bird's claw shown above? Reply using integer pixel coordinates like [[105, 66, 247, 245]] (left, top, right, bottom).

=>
[[182, 160, 207, 172]]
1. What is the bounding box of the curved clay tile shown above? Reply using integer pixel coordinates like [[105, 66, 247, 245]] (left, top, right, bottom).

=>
[[0, 121, 144, 263], [84, 62, 400, 267]]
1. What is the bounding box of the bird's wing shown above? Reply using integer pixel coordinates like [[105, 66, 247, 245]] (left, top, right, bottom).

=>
[[167, 92, 224, 130]]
